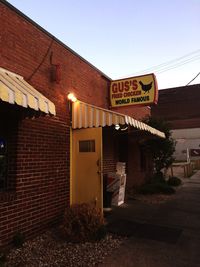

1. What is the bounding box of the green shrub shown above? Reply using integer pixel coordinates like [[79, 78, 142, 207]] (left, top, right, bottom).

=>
[[167, 176, 182, 186], [156, 183, 175, 194], [138, 183, 160, 195], [12, 232, 25, 247], [138, 182, 175, 195], [59, 203, 106, 243], [151, 171, 166, 184], [95, 224, 107, 241]]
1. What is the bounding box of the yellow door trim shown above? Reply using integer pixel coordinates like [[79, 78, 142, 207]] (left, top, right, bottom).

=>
[[71, 127, 103, 210], [70, 127, 73, 205]]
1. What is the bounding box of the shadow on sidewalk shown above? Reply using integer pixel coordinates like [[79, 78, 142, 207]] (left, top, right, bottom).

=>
[[107, 219, 182, 244]]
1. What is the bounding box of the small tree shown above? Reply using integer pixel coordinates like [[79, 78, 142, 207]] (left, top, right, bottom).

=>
[[143, 116, 176, 176]]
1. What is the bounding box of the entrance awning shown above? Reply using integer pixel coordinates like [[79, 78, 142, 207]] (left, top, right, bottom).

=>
[[72, 101, 165, 138], [0, 67, 56, 115]]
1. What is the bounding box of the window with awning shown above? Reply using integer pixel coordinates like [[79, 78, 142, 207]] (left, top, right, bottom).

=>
[[0, 67, 56, 116]]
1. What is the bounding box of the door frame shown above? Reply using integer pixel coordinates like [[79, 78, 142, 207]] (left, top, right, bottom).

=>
[[70, 127, 103, 210]]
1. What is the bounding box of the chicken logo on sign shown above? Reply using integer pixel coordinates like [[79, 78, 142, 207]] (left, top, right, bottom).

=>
[[110, 73, 158, 108], [139, 81, 153, 93]]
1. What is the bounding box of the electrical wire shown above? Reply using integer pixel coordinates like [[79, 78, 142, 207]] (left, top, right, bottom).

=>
[[156, 55, 200, 74], [131, 49, 200, 75], [186, 72, 200, 85], [27, 37, 54, 81], [138, 49, 200, 74]]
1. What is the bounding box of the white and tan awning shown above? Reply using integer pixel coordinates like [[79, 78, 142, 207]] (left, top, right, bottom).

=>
[[72, 101, 165, 138], [0, 67, 56, 115]]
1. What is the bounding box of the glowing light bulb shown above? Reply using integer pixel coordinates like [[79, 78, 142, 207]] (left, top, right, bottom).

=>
[[71, 96, 77, 102], [115, 124, 120, 130], [67, 93, 77, 102]]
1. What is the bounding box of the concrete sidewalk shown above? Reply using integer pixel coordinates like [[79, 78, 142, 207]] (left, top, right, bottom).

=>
[[100, 171, 200, 267]]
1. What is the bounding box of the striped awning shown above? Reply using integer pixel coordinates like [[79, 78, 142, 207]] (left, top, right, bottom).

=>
[[0, 67, 56, 115], [72, 101, 165, 138]]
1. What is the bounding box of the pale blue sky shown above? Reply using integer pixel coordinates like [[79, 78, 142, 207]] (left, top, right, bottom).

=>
[[7, 0, 200, 89]]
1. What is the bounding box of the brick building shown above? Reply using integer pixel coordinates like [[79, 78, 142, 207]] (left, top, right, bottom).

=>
[[152, 84, 200, 161], [0, 0, 164, 247]]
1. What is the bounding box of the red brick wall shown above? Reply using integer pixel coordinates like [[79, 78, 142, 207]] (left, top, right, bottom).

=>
[[102, 128, 153, 191], [103, 127, 118, 173], [0, 1, 152, 248], [0, 2, 110, 247], [152, 84, 200, 129], [126, 134, 153, 190], [0, 3, 110, 109], [112, 105, 151, 120]]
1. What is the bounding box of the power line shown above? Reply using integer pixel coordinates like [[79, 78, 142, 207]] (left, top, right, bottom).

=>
[[131, 49, 200, 75], [156, 55, 200, 74], [186, 72, 200, 86]]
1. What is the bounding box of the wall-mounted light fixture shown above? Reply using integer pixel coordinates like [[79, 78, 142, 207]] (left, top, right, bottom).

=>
[[67, 93, 77, 102], [115, 124, 128, 131], [67, 93, 77, 121], [115, 124, 120, 130]]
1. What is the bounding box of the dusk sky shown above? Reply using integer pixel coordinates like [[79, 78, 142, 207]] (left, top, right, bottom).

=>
[[7, 0, 200, 89]]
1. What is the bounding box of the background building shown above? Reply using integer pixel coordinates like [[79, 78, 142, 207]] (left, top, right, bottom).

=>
[[152, 84, 200, 161]]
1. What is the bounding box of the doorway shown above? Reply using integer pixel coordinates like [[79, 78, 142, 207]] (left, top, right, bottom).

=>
[[72, 127, 103, 209]]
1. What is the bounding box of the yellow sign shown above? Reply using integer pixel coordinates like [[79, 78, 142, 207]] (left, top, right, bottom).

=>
[[110, 73, 158, 107]]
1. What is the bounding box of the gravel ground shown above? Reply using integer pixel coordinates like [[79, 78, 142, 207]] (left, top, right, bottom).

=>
[[3, 179, 183, 267], [3, 230, 125, 267]]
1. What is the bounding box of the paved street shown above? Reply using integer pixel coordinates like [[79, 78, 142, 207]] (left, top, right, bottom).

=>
[[100, 171, 200, 267]]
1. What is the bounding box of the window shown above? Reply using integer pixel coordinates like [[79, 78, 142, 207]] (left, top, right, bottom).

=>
[[79, 140, 95, 152], [0, 138, 7, 190], [0, 105, 18, 192]]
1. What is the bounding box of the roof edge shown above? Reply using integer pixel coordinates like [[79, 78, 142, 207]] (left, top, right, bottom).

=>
[[159, 83, 200, 92], [1, 0, 111, 81]]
